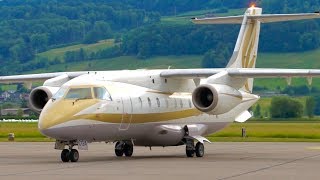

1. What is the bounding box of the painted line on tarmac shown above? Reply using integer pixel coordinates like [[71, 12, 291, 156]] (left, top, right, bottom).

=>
[[307, 146, 320, 150], [217, 153, 320, 180]]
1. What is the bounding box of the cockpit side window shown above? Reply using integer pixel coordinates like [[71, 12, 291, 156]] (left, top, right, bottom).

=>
[[53, 86, 68, 100], [93, 87, 112, 100], [65, 88, 92, 99]]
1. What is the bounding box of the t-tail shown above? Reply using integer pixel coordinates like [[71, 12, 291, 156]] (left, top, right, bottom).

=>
[[192, 6, 320, 92]]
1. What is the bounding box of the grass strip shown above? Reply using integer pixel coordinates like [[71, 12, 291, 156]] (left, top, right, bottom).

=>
[[1, 122, 320, 142]]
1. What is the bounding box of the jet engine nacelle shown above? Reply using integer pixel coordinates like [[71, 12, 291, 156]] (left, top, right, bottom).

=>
[[192, 84, 242, 115], [29, 86, 60, 112]]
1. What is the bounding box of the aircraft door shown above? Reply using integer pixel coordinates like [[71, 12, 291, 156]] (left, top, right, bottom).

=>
[[119, 97, 133, 130]]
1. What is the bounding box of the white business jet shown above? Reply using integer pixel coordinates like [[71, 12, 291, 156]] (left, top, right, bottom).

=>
[[1, 6, 320, 162]]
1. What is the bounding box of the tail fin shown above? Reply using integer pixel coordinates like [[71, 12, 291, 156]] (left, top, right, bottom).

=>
[[227, 7, 261, 92], [192, 7, 320, 92]]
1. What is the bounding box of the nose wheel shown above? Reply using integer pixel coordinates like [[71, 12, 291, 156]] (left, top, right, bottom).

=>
[[115, 141, 134, 157], [60, 149, 79, 162]]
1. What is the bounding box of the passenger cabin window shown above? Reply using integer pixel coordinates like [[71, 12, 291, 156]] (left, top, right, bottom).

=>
[[138, 97, 143, 108], [188, 99, 192, 108], [148, 97, 151, 107], [93, 87, 112, 100], [165, 99, 169, 108], [180, 99, 183, 108], [156, 98, 160, 107], [65, 88, 92, 99]]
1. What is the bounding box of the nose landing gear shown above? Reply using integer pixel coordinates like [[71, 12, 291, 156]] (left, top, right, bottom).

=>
[[57, 140, 80, 163], [60, 148, 79, 162]]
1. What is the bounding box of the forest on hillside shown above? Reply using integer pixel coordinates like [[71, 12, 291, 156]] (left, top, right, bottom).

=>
[[0, 0, 320, 74]]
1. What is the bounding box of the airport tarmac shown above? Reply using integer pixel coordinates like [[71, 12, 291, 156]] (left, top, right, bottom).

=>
[[0, 142, 320, 180]]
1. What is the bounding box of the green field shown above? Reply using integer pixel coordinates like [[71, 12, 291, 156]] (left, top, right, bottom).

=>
[[161, 8, 245, 25], [37, 39, 115, 61], [0, 122, 51, 142], [27, 55, 203, 74], [209, 122, 320, 142], [1, 121, 320, 142]]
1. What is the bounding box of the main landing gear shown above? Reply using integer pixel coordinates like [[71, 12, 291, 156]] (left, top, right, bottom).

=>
[[114, 141, 134, 157], [185, 139, 205, 158]]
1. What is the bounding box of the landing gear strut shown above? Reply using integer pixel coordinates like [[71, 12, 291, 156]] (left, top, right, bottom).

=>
[[183, 125, 205, 158], [115, 141, 134, 157]]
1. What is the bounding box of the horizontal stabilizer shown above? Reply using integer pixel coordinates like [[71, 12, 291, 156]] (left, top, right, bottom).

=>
[[192, 13, 320, 24]]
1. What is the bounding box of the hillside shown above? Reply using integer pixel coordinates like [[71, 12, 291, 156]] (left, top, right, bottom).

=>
[[0, 0, 320, 75], [1, 0, 320, 91], [21, 37, 320, 90]]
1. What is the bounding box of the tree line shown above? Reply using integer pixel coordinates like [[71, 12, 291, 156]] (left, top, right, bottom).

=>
[[254, 96, 320, 119], [0, 0, 160, 67], [121, 21, 320, 67]]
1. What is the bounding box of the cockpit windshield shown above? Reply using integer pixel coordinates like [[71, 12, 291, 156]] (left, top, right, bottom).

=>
[[52, 86, 112, 101], [93, 87, 112, 100], [52, 86, 68, 100], [65, 88, 92, 99]]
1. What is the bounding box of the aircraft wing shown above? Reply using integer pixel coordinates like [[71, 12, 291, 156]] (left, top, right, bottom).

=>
[[160, 68, 320, 79], [0, 72, 87, 83]]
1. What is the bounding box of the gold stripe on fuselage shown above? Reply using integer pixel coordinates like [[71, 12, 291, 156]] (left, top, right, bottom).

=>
[[40, 98, 202, 129]]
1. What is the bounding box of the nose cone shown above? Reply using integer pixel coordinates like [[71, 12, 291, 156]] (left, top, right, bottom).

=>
[[38, 98, 99, 138], [38, 102, 54, 137]]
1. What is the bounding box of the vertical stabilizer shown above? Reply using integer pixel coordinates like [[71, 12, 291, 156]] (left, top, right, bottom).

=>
[[227, 7, 262, 92]]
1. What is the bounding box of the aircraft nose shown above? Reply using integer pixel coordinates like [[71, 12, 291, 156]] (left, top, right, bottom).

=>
[[38, 111, 51, 137], [37, 100, 59, 137]]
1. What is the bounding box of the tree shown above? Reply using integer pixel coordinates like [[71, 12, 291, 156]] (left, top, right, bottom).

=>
[[254, 104, 262, 118], [270, 97, 303, 118], [202, 49, 227, 68], [314, 96, 320, 115], [30, 33, 48, 53], [305, 96, 316, 118], [17, 108, 23, 117]]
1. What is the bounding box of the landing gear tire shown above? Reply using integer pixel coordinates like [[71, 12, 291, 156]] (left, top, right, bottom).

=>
[[69, 149, 79, 162], [186, 148, 194, 157], [195, 142, 204, 157], [124, 144, 133, 157], [185, 138, 195, 157], [115, 142, 124, 157], [61, 149, 70, 162]]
